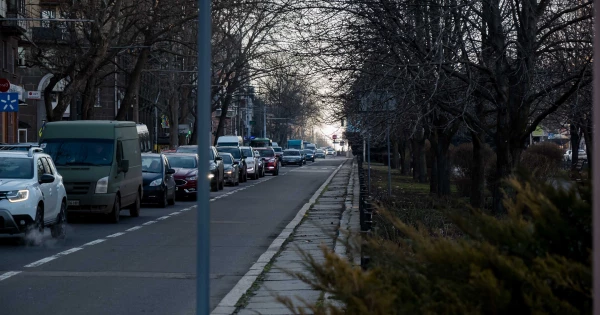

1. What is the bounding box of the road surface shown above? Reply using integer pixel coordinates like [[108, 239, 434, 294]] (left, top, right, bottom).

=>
[[0, 156, 346, 315]]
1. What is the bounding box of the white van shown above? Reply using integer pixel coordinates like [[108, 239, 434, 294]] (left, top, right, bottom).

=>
[[217, 135, 243, 147]]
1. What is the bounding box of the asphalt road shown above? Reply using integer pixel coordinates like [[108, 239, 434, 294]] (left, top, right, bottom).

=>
[[0, 155, 346, 315]]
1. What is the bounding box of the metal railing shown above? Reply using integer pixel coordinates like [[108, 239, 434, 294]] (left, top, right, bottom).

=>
[[351, 138, 375, 270]]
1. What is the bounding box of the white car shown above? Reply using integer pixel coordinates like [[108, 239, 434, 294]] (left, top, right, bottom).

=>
[[240, 146, 260, 180], [0, 148, 67, 239]]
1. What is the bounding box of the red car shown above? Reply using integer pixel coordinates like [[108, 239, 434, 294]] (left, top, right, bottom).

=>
[[255, 147, 280, 176], [164, 153, 200, 199]]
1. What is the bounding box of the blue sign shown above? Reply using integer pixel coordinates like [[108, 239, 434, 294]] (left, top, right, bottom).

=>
[[0, 93, 19, 112]]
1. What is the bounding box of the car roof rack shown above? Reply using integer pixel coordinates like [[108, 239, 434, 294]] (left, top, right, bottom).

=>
[[0, 143, 40, 150], [28, 147, 44, 157]]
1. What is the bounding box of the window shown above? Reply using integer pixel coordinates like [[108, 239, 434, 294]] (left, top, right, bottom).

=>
[[41, 157, 53, 175], [0, 158, 33, 179], [42, 138, 114, 166], [44, 157, 57, 174], [41, 9, 55, 28], [116, 140, 124, 163], [37, 158, 45, 179], [17, 129, 26, 143]]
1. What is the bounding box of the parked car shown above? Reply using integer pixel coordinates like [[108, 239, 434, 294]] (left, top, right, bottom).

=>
[[40, 120, 143, 223], [273, 146, 283, 161], [254, 150, 265, 177], [326, 148, 335, 155], [255, 147, 280, 175], [315, 149, 326, 159], [209, 146, 225, 191], [165, 153, 201, 199], [281, 149, 303, 166], [176, 145, 198, 154], [0, 148, 67, 239], [141, 153, 176, 207], [304, 149, 315, 162], [220, 153, 240, 186], [564, 149, 587, 161], [240, 146, 260, 180], [217, 146, 248, 182]]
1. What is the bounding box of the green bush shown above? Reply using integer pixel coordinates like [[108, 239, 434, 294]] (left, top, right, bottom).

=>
[[280, 176, 591, 315], [520, 142, 564, 180]]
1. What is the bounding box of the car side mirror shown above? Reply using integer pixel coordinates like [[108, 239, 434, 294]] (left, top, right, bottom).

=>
[[118, 159, 129, 173], [40, 173, 55, 184], [166, 168, 175, 175], [215, 156, 222, 161]]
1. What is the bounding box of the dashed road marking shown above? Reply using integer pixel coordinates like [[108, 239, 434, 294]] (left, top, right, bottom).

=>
[[0, 271, 21, 282], [106, 232, 125, 238], [156, 216, 170, 220], [126, 226, 142, 232], [143, 221, 157, 226], [24, 247, 83, 268], [82, 239, 105, 246]]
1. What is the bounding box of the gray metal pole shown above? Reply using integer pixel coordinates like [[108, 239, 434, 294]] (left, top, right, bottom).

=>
[[263, 105, 267, 138], [196, 0, 211, 314], [592, 1, 600, 312]]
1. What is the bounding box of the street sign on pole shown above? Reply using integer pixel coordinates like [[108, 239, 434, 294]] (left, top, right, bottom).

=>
[[0, 78, 10, 92], [332, 134, 337, 139], [0, 93, 19, 112], [27, 91, 41, 100]]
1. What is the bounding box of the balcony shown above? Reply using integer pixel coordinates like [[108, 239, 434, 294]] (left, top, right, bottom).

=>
[[1, 12, 27, 35], [31, 27, 69, 44]]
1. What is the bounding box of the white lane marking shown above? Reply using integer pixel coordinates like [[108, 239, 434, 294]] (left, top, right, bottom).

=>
[[106, 232, 125, 238], [83, 239, 105, 246], [0, 271, 22, 281], [126, 226, 142, 232], [169, 212, 181, 216], [142, 221, 157, 226], [24, 257, 57, 268], [156, 216, 170, 220], [24, 247, 85, 268]]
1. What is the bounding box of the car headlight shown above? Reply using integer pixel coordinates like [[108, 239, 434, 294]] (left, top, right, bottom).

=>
[[187, 175, 198, 180], [95, 176, 109, 194], [7, 189, 29, 203], [149, 178, 163, 186], [225, 170, 232, 174], [206, 174, 213, 179]]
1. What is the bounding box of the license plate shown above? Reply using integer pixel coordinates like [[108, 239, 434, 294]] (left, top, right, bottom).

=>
[[68, 200, 79, 206]]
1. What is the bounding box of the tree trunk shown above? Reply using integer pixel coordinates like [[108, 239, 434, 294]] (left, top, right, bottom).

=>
[[43, 75, 64, 122], [570, 122, 580, 171], [470, 130, 485, 209], [115, 47, 150, 121], [80, 76, 98, 120]]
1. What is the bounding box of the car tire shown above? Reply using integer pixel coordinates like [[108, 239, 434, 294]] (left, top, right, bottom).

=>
[[51, 201, 67, 239], [129, 191, 141, 217], [109, 196, 121, 223], [28, 204, 44, 234], [159, 189, 168, 208], [219, 175, 225, 190], [211, 177, 219, 192]]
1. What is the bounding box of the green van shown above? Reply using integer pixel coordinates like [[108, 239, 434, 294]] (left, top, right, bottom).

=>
[[39, 121, 143, 223]]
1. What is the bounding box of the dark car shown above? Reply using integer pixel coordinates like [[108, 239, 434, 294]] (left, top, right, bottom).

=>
[[141, 153, 176, 207], [176, 145, 198, 153], [255, 147, 280, 175], [209, 146, 225, 191], [281, 149, 303, 166], [217, 146, 248, 183], [220, 152, 240, 186], [165, 153, 202, 199], [304, 149, 315, 162], [315, 149, 326, 159]]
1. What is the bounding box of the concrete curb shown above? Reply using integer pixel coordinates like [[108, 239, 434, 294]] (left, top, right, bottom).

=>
[[211, 159, 350, 315]]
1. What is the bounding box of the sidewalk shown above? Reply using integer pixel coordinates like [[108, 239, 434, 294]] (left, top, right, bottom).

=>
[[216, 157, 359, 315]]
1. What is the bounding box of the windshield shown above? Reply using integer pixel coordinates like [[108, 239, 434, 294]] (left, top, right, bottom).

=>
[[304, 150, 313, 154], [221, 154, 233, 164], [218, 148, 241, 159], [241, 148, 253, 157], [316, 150, 324, 153], [284, 150, 300, 156], [166, 155, 197, 168], [257, 150, 274, 157], [142, 156, 162, 173], [177, 146, 197, 153], [42, 138, 114, 166], [0, 158, 33, 179], [273, 147, 282, 152]]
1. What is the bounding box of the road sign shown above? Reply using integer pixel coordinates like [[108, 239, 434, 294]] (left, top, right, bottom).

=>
[[0, 93, 19, 112], [0, 79, 10, 92], [27, 91, 41, 100], [332, 134, 337, 139]]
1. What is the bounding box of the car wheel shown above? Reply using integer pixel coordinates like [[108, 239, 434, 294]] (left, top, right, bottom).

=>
[[219, 174, 225, 190], [159, 189, 168, 208], [51, 201, 67, 239], [28, 204, 44, 234], [129, 191, 141, 217], [211, 178, 218, 192], [109, 196, 121, 223]]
